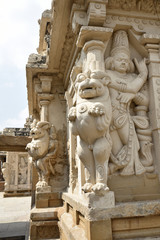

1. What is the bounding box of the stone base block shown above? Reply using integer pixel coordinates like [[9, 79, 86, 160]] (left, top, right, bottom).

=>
[[3, 190, 31, 197], [36, 192, 63, 208], [83, 191, 115, 209], [30, 220, 59, 240], [59, 212, 112, 240], [59, 193, 160, 240], [36, 185, 51, 193], [30, 207, 60, 240]]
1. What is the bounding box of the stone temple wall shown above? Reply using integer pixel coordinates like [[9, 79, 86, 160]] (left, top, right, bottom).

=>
[[26, 0, 160, 239]]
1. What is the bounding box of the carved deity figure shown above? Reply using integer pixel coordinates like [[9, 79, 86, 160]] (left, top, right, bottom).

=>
[[18, 157, 28, 184], [26, 120, 58, 190], [105, 30, 153, 176], [2, 162, 10, 191], [69, 40, 112, 195]]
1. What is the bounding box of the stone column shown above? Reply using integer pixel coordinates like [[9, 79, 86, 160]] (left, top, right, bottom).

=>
[[40, 100, 50, 121], [143, 34, 160, 178], [27, 156, 31, 189], [68, 26, 114, 202], [15, 153, 18, 190], [38, 75, 54, 122]]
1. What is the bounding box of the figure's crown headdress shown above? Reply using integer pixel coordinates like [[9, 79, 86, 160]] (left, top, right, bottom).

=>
[[111, 30, 130, 57]]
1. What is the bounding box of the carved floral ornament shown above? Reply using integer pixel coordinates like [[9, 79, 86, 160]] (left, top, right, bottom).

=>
[[68, 30, 154, 195], [108, 0, 160, 13], [73, 0, 160, 12]]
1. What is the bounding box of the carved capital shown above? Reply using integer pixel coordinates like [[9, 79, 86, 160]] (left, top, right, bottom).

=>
[[77, 26, 113, 48], [87, 2, 107, 26], [71, 3, 87, 33], [38, 93, 54, 122], [39, 76, 52, 93], [38, 93, 54, 104]]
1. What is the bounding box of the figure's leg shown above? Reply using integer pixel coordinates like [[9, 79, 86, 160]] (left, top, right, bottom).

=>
[[37, 158, 49, 186], [77, 138, 95, 192], [35, 161, 43, 187], [119, 119, 145, 176], [117, 120, 130, 145], [110, 129, 123, 155], [92, 136, 112, 195]]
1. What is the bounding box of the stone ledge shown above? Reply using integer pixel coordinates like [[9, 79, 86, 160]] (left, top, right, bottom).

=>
[[0, 135, 31, 152], [62, 192, 160, 221], [30, 206, 59, 221]]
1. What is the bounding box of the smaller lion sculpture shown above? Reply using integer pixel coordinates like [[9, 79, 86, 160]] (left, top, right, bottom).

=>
[[68, 70, 112, 195], [26, 120, 58, 188]]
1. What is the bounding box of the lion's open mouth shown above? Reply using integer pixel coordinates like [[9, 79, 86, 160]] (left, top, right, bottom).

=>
[[83, 87, 95, 92], [81, 83, 97, 92]]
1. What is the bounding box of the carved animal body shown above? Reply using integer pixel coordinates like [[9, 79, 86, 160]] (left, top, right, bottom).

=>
[[27, 122, 50, 160], [26, 121, 56, 188], [69, 71, 112, 195]]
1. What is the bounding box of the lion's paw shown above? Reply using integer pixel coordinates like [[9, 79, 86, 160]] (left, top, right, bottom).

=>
[[88, 105, 105, 117], [36, 180, 48, 188], [92, 183, 109, 195], [68, 107, 76, 121], [36, 181, 42, 187], [82, 183, 93, 193]]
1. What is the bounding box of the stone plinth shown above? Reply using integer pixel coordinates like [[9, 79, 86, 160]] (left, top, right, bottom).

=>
[[83, 191, 115, 209], [35, 192, 63, 208], [59, 192, 160, 240], [30, 207, 60, 240]]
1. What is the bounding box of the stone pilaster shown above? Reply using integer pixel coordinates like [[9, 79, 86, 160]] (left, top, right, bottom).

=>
[[142, 34, 160, 178]]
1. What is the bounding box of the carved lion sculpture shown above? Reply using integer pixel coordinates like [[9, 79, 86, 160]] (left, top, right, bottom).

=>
[[68, 70, 112, 195], [26, 120, 58, 189]]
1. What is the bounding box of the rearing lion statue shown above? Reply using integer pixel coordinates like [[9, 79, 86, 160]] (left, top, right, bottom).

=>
[[26, 120, 58, 189], [68, 70, 112, 195]]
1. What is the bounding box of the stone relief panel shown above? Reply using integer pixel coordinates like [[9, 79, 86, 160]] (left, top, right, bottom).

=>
[[49, 124, 68, 192], [2, 152, 31, 192], [2, 162, 12, 191], [105, 30, 154, 176], [67, 29, 154, 196], [18, 156, 28, 184]]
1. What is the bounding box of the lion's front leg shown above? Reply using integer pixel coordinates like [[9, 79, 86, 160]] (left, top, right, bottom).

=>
[[77, 138, 95, 193], [92, 136, 112, 195]]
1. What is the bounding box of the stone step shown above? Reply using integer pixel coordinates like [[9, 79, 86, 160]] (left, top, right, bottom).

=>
[[30, 206, 59, 221]]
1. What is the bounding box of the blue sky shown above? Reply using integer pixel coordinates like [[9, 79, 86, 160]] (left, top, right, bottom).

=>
[[0, 0, 51, 131]]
